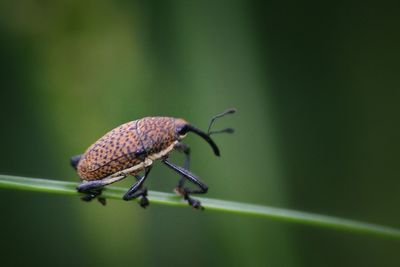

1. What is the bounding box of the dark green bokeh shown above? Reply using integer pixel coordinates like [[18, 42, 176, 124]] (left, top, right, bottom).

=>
[[0, 1, 399, 266]]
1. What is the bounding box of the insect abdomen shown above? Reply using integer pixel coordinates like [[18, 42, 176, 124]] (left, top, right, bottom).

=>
[[77, 120, 143, 180]]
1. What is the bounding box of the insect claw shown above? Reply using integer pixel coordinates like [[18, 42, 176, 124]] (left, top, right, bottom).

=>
[[98, 197, 107, 206], [188, 198, 204, 210], [81, 195, 93, 202], [139, 197, 149, 208]]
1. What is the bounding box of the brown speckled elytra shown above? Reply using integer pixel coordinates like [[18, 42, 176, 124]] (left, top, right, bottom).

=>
[[71, 108, 235, 209]]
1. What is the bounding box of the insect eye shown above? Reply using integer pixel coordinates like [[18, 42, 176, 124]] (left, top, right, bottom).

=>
[[178, 125, 188, 136]]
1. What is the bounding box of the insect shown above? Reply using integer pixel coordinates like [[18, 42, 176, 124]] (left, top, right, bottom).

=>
[[70, 108, 235, 209]]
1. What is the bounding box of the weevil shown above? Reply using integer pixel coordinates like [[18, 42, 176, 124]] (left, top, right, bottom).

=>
[[70, 108, 235, 209]]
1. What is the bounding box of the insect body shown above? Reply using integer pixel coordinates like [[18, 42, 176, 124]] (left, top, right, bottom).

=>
[[71, 109, 235, 209]]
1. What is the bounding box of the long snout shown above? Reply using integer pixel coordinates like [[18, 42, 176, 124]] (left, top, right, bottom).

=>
[[186, 125, 220, 156]]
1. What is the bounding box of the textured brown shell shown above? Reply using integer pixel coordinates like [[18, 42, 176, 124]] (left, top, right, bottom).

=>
[[77, 117, 187, 181]]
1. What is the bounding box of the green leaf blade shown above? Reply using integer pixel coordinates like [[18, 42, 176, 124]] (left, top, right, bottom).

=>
[[0, 174, 399, 240]]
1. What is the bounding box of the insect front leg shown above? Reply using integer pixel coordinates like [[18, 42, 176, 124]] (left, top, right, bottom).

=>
[[123, 166, 152, 208], [162, 158, 208, 210], [173, 143, 191, 195]]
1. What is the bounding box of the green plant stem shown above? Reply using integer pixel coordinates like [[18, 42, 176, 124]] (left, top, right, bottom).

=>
[[0, 174, 399, 240]]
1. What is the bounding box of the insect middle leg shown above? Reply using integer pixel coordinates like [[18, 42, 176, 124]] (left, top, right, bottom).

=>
[[162, 158, 208, 209], [173, 143, 191, 195], [123, 166, 152, 208]]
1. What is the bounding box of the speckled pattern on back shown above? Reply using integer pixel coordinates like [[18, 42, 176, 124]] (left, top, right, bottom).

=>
[[77, 117, 187, 181]]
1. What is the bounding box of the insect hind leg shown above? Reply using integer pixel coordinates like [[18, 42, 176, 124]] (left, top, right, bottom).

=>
[[76, 173, 127, 206], [77, 181, 106, 206], [80, 188, 106, 205]]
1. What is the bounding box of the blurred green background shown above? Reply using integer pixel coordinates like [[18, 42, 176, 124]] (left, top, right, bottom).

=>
[[0, 1, 399, 266]]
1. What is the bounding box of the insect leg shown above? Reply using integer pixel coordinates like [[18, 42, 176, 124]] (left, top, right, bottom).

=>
[[77, 180, 108, 206], [123, 166, 152, 208], [162, 158, 208, 209], [81, 188, 106, 205], [173, 143, 191, 194], [76, 174, 127, 205]]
